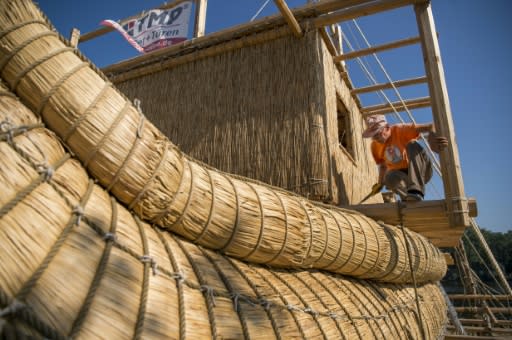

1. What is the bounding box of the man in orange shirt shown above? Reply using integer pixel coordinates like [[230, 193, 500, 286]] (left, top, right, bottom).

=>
[[363, 115, 448, 201]]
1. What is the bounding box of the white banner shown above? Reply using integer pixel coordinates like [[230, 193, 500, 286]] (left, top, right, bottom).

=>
[[102, 1, 193, 53]]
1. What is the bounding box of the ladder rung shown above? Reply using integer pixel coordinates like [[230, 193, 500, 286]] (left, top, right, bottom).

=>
[[334, 36, 421, 62], [361, 97, 431, 116], [351, 76, 428, 95]]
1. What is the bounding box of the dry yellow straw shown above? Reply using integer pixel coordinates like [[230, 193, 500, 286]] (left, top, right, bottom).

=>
[[0, 0, 446, 283], [0, 84, 447, 339]]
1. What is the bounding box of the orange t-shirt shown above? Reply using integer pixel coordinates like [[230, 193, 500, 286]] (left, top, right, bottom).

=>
[[371, 124, 419, 170]]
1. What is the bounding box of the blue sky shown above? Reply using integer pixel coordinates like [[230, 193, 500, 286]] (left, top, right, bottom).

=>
[[37, 0, 512, 233]]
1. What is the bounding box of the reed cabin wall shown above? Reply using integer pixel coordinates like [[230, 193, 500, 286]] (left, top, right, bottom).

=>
[[116, 29, 379, 205]]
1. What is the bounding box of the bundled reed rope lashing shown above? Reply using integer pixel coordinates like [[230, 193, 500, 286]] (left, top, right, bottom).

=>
[[0, 84, 448, 339], [0, 0, 446, 283]]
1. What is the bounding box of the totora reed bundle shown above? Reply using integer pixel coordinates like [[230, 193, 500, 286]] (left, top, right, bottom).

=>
[[0, 84, 448, 339], [0, 0, 446, 284]]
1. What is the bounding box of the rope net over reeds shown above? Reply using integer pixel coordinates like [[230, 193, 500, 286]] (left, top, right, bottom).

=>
[[0, 0, 446, 284], [0, 85, 449, 339]]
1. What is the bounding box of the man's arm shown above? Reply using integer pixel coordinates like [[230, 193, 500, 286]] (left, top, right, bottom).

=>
[[414, 123, 448, 153], [414, 122, 435, 134]]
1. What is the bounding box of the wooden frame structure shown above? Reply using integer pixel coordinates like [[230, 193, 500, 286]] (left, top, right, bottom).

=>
[[77, 0, 472, 243], [275, 0, 472, 235]]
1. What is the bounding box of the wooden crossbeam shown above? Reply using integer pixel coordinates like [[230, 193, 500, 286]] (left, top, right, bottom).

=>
[[458, 319, 512, 326], [334, 36, 421, 62], [345, 198, 477, 247], [446, 325, 512, 334], [360, 96, 430, 116], [274, 0, 303, 37], [454, 307, 512, 314], [445, 336, 510, 340], [448, 294, 512, 301], [351, 76, 428, 94], [313, 0, 422, 28]]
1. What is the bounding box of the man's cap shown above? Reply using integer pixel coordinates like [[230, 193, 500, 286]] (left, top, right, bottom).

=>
[[362, 114, 387, 138]]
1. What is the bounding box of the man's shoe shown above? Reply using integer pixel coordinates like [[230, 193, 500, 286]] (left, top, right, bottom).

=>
[[406, 191, 423, 202]]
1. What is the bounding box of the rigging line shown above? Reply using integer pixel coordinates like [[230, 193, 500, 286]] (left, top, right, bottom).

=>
[[251, 0, 272, 22], [342, 20, 443, 199], [349, 19, 443, 174], [463, 234, 507, 295], [341, 34, 442, 199]]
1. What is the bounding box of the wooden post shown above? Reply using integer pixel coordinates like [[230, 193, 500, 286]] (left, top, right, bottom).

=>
[[193, 0, 207, 38], [415, 2, 470, 228], [69, 28, 80, 48], [274, 0, 303, 37], [469, 219, 512, 295]]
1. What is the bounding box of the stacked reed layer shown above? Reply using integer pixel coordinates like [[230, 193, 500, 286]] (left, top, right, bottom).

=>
[[0, 80, 446, 339], [0, 0, 446, 283]]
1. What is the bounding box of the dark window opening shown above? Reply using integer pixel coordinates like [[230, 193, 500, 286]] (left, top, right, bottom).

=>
[[337, 96, 355, 159]]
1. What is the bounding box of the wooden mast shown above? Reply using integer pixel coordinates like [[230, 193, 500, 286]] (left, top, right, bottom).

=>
[[414, 1, 470, 229], [193, 0, 208, 38]]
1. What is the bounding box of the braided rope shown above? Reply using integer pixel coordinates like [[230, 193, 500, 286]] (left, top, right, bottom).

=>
[[317, 209, 343, 270], [333, 277, 383, 339], [366, 280, 403, 337], [330, 211, 358, 272], [171, 235, 218, 340], [296, 272, 343, 338], [399, 215, 426, 340], [164, 158, 195, 232], [69, 196, 118, 338], [0, 89, 18, 99], [12, 46, 74, 92], [0, 123, 45, 142], [272, 270, 328, 340], [0, 30, 57, 72], [324, 276, 365, 339], [200, 248, 251, 340], [341, 210, 369, 275], [83, 101, 131, 167], [61, 81, 111, 143], [310, 209, 330, 267], [219, 175, 241, 252], [16, 179, 94, 301], [298, 199, 314, 261], [106, 113, 145, 192], [225, 257, 282, 340], [374, 223, 401, 281], [128, 144, 169, 210], [153, 228, 186, 340], [0, 20, 47, 40], [150, 155, 188, 224], [192, 168, 215, 243], [0, 153, 69, 219], [134, 216, 151, 340], [248, 266, 307, 339], [264, 190, 289, 265], [240, 182, 265, 260], [36, 62, 89, 117], [0, 290, 67, 340]]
